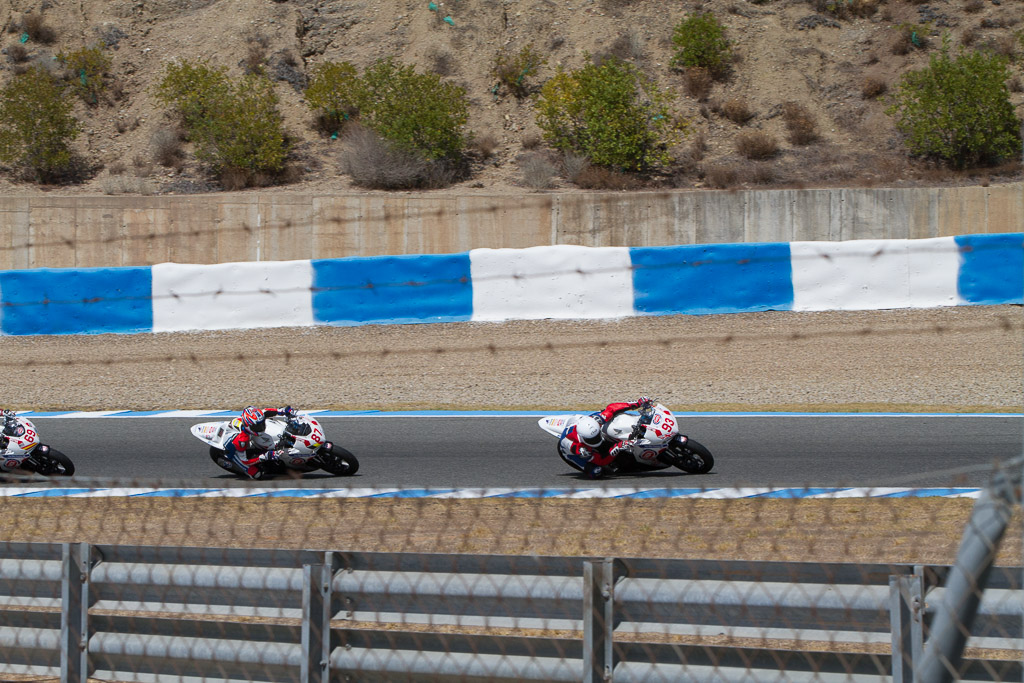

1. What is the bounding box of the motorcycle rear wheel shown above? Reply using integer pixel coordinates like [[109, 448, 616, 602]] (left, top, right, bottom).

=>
[[30, 447, 75, 476], [669, 437, 714, 474], [318, 446, 359, 476]]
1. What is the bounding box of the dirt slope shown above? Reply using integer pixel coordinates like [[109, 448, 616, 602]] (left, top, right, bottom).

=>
[[0, 0, 1021, 196]]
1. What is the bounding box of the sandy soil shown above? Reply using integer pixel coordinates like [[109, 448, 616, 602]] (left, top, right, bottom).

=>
[[2, 305, 1020, 411], [0, 0, 1020, 196]]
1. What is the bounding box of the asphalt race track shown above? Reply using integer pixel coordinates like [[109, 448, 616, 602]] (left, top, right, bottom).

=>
[[18, 414, 1023, 489]]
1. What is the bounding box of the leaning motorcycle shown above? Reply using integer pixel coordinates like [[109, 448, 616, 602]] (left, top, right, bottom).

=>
[[0, 416, 75, 476], [191, 412, 359, 478], [539, 401, 714, 477]]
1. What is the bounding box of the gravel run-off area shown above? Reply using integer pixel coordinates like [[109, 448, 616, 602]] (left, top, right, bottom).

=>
[[2, 305, 1020, 412]]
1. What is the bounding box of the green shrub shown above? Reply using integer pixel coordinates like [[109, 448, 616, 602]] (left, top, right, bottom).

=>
[[671, 13, 733, 79], [353, 57, 469, 161], [886, 43, 1021, 168], [304, 61, 360, 134], [191, 73, 290, 180], [491, 43, 547, 98], [156, 61, 290, 186], [154, 60, 231, 132], [57, 45, 111, 105], [0, 65, 80, 181], [534, 56, 684, 172]]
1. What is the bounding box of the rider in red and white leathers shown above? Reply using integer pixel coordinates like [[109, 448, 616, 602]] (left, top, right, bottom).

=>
[[557, 397, 651, 479], [219, 405, 296, 479]]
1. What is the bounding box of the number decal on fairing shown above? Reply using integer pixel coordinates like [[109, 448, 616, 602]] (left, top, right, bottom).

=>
[[660, 419, 675, 432]]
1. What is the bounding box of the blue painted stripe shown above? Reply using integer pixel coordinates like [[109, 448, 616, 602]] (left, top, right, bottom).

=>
[[956, 233, 1023, 304], [491, 489, 574, 498], [14, 489, 101, 497], [754, 488, 848, 498], [630, 242, 794, 315], [312, 253, 472, 326], [0, 266, 152, 335]]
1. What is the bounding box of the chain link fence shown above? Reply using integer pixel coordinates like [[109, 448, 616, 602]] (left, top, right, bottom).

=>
[[1, 459, 1020, 682]]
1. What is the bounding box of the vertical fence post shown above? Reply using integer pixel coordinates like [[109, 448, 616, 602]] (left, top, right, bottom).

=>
[[919, 461, 1020, 683], [302, 552, 340, 683], [61, 543, 95, 683], [583, 558, 617, 683], [890, 572, 924, 683]]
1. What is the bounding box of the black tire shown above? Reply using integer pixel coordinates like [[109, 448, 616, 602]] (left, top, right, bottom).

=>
[[318, 446, 359, 476], [209, 446, 226, 464], [32, 447, 75, 476], [669, 437, 714, 474]]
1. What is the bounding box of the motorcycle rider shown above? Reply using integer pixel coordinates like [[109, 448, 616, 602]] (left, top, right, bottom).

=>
[[557, 396, 653, 479], [0, 410, 22, 449], [219, 405, 297, 480]]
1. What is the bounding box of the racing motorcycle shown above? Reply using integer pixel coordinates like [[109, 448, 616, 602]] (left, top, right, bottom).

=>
[[539, 401, 714, 477], [0, 414, 75, 476], [191, 411, 359, 479]]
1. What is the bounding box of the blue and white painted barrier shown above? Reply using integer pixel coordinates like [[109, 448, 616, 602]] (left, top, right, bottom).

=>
[[0, 234, 1019, 335]]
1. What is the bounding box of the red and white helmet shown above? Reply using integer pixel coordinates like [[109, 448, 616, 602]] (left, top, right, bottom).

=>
[[576, 416, 603, 447]]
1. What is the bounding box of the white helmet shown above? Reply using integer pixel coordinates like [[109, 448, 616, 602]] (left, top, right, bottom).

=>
[[576, 416, 603, 447]]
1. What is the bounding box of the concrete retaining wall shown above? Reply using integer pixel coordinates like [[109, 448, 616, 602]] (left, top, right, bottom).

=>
[[1, 234, 1019, 336], [0, 184, 1021, 269]]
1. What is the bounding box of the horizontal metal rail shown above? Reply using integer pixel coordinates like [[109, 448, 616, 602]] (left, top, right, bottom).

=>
[[0, 543, 1019, 683]]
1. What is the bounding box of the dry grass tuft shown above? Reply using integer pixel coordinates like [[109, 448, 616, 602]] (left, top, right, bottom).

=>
[[472, 132, 500, 160], [781, 102, 819, 146], [717, 98, 754, 125], [150, 127, 183, 167], [21, 13, 56, 44], [861, 76, 888, 99], [705, 163, 740, 188], [518, 152, 558, 189], [685, 67, 713, 101], [573, 165, 643, 190], [736, 130, 779, 159]]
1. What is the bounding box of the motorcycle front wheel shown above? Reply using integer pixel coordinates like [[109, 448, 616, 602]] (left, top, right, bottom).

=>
[[317, 446, 359, 476], [668, 437, 714, 474], [29, 447, 75, 476]]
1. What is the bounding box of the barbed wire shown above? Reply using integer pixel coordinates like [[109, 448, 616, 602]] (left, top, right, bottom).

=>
[[3, 317, 1018, 369], [0, 197, 570, 253], [1, 239, 1017, 310]]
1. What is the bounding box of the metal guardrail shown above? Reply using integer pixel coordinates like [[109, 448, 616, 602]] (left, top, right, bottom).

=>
[[0, 542, 1020, 682]]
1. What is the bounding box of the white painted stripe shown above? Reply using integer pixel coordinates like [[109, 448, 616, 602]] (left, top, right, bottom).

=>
[[791, 237, 961, 311], [151, 260, 314, 333], [805, 487, 906, 498], [470, 245, 634, 321], [683, 487, 775, 499]]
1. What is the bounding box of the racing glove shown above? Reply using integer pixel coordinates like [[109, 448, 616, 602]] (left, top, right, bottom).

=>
[[610, 440, 634, 457]]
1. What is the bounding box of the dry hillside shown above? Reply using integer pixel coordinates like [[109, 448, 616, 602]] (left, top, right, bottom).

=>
[[0, 0, 1021, 196]]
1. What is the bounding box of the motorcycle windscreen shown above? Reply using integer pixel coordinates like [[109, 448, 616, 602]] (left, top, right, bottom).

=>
[[538, 416, 575, 437]]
